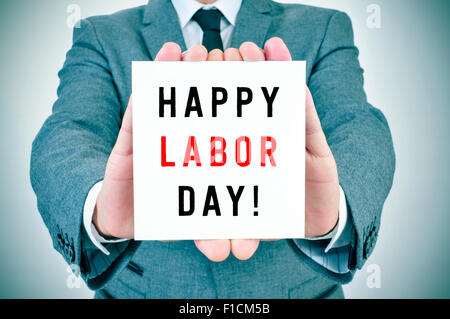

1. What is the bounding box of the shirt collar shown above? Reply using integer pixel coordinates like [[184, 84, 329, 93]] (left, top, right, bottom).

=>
[[171, 0, 242, 29]]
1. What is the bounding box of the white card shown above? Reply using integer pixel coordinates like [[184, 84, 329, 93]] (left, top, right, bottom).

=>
[[132, 61, 305, 240]]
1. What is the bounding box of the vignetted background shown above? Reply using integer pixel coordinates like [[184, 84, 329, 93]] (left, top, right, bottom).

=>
[[0, 0, 448, 298]]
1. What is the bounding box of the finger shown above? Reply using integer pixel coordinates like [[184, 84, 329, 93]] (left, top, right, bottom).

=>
[[239, 42, 265, 61], [264, 37, 292, 61], [224, 48, 243, 61], [194, 240, 231, 262], [305, 86, 332, 158], [231, 239, 260, 261], [155, 42, 182, 61], [207, 49, 224, 61], [182, 45, 208, 61]]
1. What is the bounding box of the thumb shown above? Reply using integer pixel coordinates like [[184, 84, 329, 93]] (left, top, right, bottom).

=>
[[111, 42, 182, 158], [111, 97, 133, 158], [264, 37, 292, 61], [264, 39, 330, 158], [105, 97, 134, 182], [305, 86, 332, 158], [108, 42, 182, 178]]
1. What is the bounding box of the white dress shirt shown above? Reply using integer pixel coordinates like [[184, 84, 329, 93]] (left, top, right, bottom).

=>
[[82, 0, 353, 274]]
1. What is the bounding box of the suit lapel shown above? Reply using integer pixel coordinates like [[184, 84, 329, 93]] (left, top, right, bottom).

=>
[[141, 0, 187, 60], [230, 0, 272, 49]]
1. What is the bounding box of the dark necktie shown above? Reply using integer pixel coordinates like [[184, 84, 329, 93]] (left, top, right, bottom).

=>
[[192, 8, 224, 52]]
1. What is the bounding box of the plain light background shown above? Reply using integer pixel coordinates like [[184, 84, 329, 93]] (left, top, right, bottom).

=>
[[0, 0, 448, 298]]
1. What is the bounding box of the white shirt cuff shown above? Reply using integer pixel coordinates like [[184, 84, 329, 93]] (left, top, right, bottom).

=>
[[306, 185, 351, 253], [83, 181, 129, 255]]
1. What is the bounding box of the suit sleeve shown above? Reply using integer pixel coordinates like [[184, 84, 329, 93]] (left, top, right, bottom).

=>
[[30, 18, 139, 290], [294, 11, 395, 277]]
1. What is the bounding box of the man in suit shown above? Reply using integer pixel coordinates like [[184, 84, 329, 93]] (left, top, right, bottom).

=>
[[30, 0, 395, 298]]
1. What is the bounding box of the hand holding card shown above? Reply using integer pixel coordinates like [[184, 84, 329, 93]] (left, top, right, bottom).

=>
[[94, 38, 340, 264]]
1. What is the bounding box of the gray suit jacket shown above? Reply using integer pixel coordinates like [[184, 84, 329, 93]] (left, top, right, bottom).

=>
[[30, 0, 395, 299]]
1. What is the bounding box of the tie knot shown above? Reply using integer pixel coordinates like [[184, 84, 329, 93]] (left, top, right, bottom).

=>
[[192, 8, 222, 32]]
